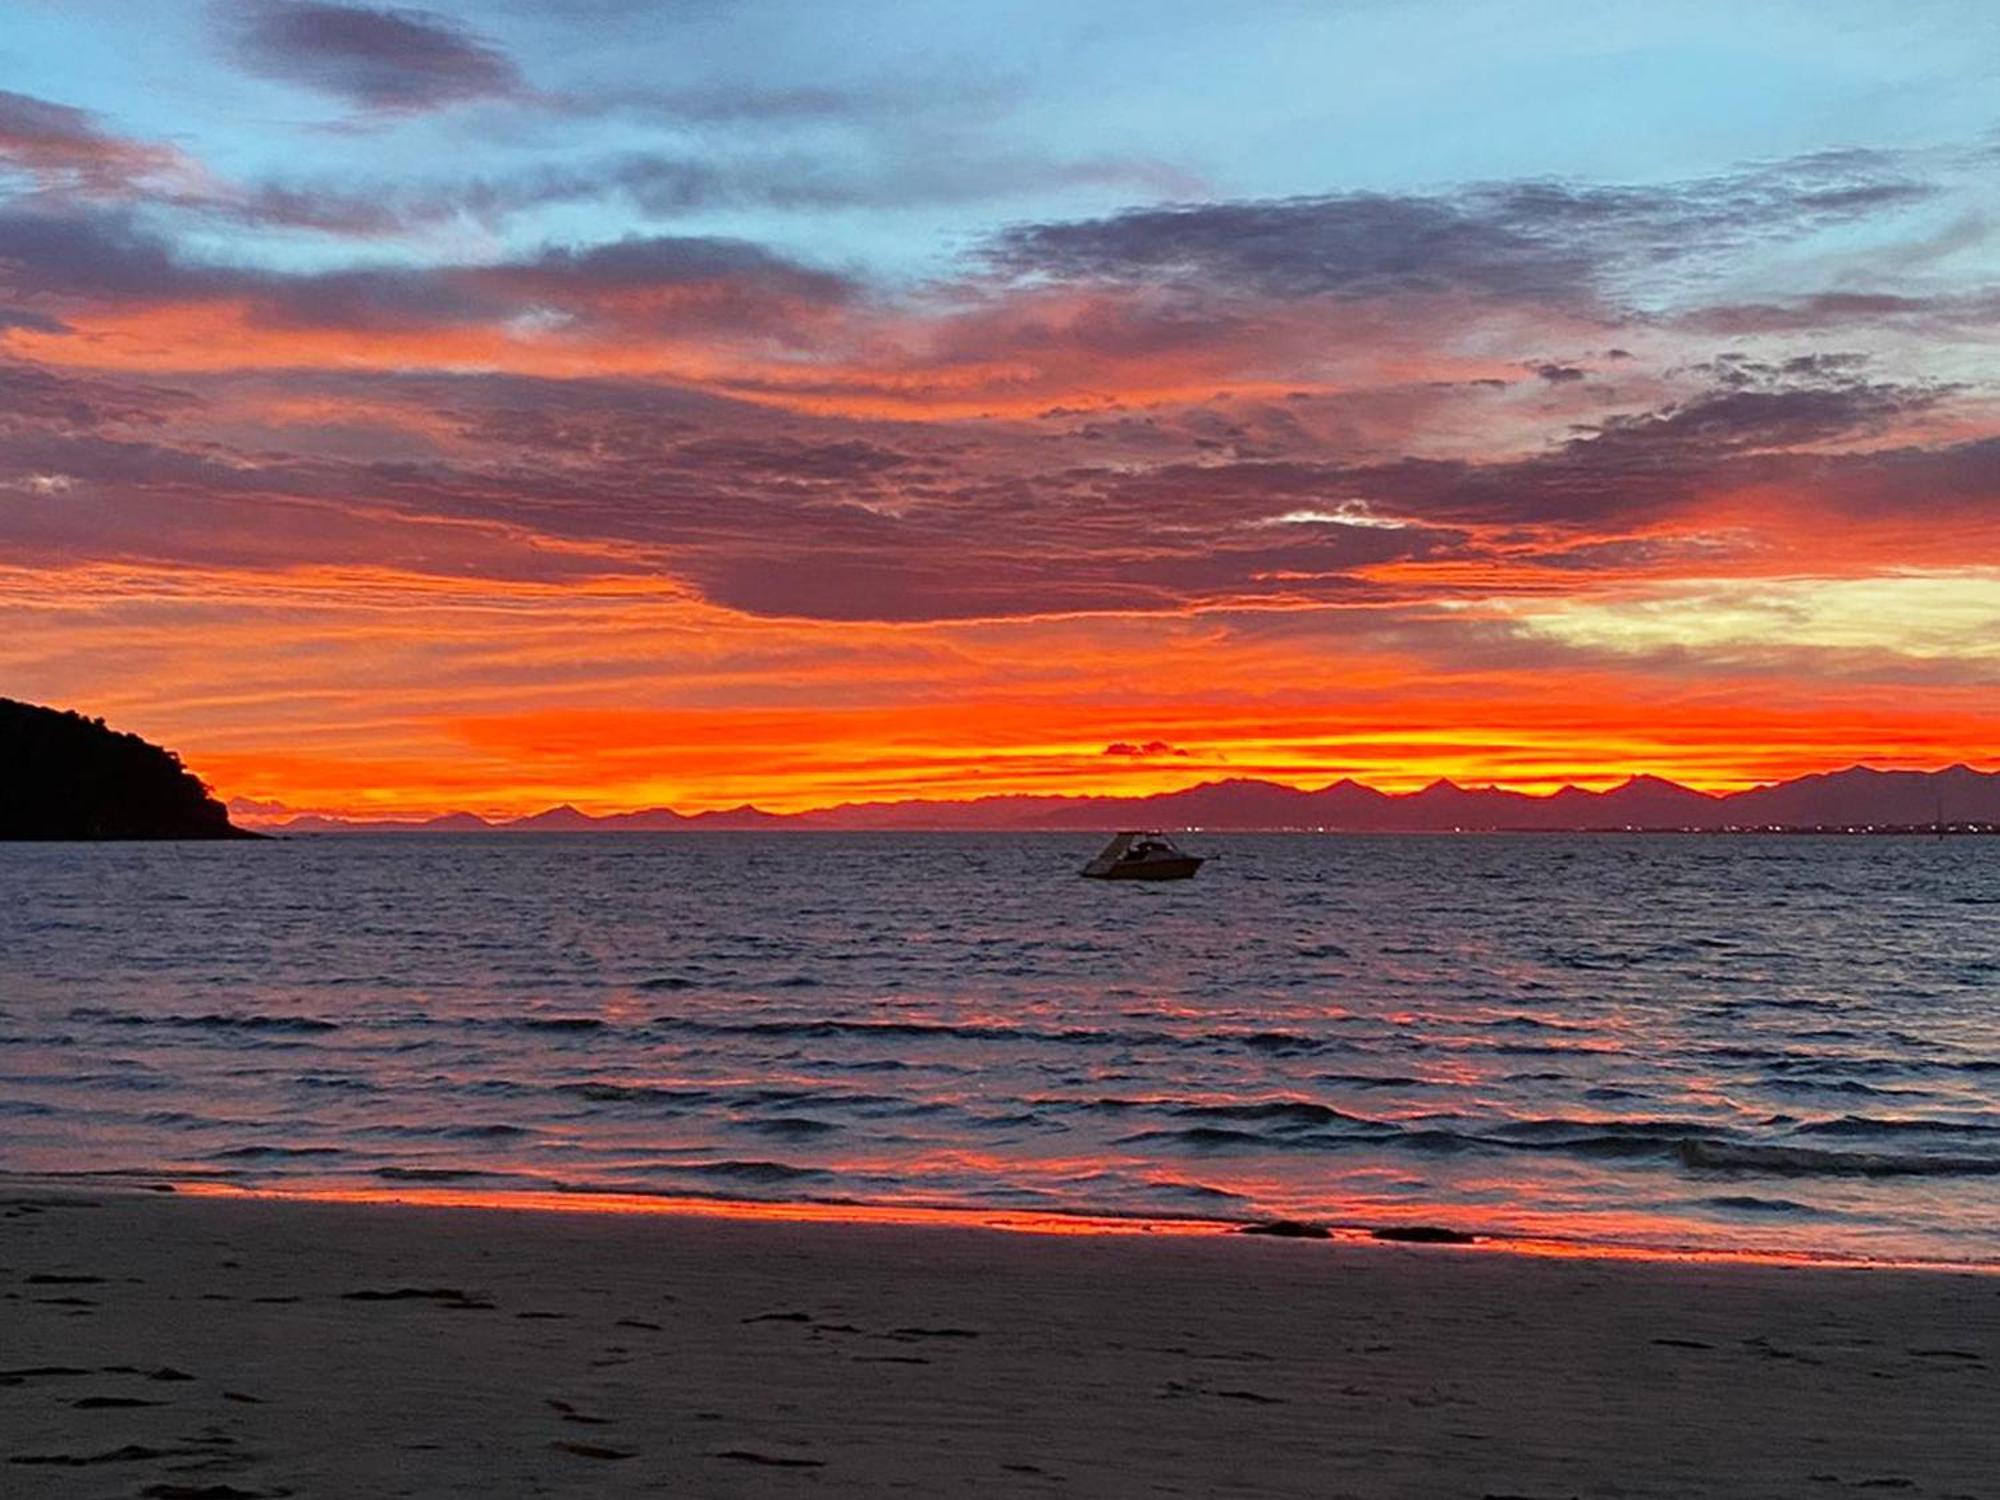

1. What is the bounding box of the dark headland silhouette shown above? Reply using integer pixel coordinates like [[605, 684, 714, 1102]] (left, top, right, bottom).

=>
[[256, 765, 2000, 835], [1, 697, 252, 840]]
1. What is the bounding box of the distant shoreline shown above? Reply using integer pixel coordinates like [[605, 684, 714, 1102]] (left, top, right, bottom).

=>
[[235, 763, 2000, 838], [14, 823, 1990, 844], [239, 823, 2000, 837]]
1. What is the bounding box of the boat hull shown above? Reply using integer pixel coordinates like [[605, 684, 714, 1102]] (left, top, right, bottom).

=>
[[1083, 857, 1205, 881]]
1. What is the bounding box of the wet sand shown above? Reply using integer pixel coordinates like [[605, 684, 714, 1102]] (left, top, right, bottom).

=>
[[3, 1187, 1996, 1497]]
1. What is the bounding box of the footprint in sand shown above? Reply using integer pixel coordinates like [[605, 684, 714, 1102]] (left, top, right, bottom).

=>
[[0, 1366, 91, 1385], [341, 1287, 496, 1310], [551, 1440, 636, 1460], [715, 1450, 826, 1469], [9, 1443, 199, 1468], [547, 1398, 615, 1426]]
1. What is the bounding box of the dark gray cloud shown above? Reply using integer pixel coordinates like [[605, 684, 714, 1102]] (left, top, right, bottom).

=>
[[0, 208, 238, 301], [0, 359, 197, 431], [1579, 383, 1948, 458], [0, 307, 71, 333], [1825, 435, 2000, 519], [667, 436, 928, 484], [0, 88, 183, 195], [506, 235, 851, 299], [218, 1, 526, 113], [241, 237, 853, 337], [0, 89, 103, 152], [1570, 354, 1955, 462], [1681, 289, 2000, 336], [986, 193, 1598, 303], [984, 152, 1937, 309], [1470, 153, 1933, 260], [243, 262, 505, 330], [0, 208, 853, 342]]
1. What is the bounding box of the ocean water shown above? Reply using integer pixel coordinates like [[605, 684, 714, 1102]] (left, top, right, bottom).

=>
[[3, 834, 1997, 1264]]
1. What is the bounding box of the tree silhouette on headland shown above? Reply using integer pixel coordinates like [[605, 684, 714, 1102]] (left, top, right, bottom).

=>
[[0, 697, 252, 840]]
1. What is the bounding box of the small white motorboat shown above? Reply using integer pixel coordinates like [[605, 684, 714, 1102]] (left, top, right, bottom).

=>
[[1080, 830, 1206, 881]]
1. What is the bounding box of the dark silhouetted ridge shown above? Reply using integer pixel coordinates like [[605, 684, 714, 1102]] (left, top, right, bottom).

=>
[[248, 763, 2000, 834], [0, 698, 252, 840]]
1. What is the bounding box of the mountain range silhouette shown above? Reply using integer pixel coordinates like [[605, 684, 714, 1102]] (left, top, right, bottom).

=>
[[254, 765, 2000, 834]]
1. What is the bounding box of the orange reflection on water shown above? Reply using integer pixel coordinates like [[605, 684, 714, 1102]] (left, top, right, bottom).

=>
[[165, 1181, 1998, 1274], [170, 1180, 1223, 1237]]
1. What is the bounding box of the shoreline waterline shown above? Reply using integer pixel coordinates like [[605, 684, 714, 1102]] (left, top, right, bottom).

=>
[[13, 1173, 1994, 1276]]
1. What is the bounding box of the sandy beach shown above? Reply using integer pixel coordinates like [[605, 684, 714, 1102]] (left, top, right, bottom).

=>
[[3, 1187, 1995, 1497]]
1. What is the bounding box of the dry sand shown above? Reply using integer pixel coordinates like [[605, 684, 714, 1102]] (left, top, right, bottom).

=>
[[3, 1186, 1996, 1498]]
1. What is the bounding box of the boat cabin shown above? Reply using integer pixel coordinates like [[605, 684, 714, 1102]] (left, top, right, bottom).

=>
[[1080, 830, 1207, 881]]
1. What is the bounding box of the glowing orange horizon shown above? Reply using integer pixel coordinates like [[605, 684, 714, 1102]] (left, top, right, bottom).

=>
[[18, 569, 1990, 823], [206, 753, 2000, 826], [174, 679, 2000, 822]]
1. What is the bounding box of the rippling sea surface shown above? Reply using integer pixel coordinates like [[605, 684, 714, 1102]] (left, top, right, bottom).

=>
[[4, 835, 1998, 1263]]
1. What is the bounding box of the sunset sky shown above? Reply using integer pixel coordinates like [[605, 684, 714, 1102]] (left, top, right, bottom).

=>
[[3, 0, 1997, 817]]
